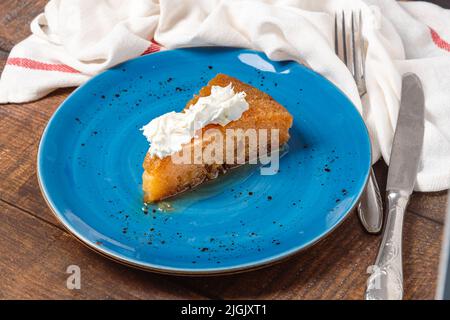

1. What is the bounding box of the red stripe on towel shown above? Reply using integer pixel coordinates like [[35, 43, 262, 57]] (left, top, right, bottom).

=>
[[430, 27, 450, 52], [141, 39, 161, 56], [6, 57, 81, 73], [7, 40, 162, 73]]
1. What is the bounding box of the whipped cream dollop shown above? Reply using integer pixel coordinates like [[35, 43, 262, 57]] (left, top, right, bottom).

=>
[[141, 83, 249, 158]]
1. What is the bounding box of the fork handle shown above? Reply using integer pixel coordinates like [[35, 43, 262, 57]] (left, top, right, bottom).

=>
[[357, 168, 383, 234]]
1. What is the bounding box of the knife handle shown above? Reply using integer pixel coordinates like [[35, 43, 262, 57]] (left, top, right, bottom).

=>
[[357, 168, 383, 234], [365, 190, 409, 300]]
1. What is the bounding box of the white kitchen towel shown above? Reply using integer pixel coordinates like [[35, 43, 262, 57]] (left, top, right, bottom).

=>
[[0, 0, 449, 191]]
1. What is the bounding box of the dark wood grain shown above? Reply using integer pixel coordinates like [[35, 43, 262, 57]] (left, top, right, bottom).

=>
[[0, 0, 47, 52], [409, 191, 448, 223], [0, 87, 75, 227], [0, 50, 8, 67], [0, 201, 206, 299], [0, 0, 448, 300]]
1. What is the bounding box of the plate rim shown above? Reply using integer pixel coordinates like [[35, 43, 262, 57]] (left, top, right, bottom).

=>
[[37, 46, 372, 275]]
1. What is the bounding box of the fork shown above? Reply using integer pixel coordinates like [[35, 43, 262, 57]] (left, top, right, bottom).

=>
[[334, 11, 383, 234]]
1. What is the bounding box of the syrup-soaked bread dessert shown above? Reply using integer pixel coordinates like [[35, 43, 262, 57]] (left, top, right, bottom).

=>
[[142, 74, 293, 202]]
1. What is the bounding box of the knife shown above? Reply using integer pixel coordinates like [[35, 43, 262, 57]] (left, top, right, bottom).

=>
[[365, 73, 425, 300]]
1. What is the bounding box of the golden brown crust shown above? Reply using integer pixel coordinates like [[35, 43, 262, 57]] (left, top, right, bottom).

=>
[[142, 74, 293, 202]]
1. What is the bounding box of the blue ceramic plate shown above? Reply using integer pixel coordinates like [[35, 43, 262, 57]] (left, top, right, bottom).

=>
[[38, 47, 371, 275]]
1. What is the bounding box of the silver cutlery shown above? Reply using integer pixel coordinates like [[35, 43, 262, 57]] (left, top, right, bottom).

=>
[[365, 73, 425, 300], [335, 11, 383, 234]]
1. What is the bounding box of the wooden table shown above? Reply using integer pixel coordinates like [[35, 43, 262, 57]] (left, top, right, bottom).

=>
[[0, 0, 448, 300]]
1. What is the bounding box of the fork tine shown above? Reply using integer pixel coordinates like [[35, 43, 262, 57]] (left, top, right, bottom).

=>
[[338, 10, 367, 96], [341, 11, 348, 66], [352, 10, 367, 95], [359, 10, 366, 81], [334, 13, 338, 54], [350, 11, 356, 77]]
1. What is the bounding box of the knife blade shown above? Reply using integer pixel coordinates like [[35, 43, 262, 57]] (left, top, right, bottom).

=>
[[366, 73, 425, 300], [386, 73, 425, 194]]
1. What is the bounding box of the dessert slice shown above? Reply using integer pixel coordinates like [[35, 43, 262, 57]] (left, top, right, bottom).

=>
[[142, 74, 293, 203]]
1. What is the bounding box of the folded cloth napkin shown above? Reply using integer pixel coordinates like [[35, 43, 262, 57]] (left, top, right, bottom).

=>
[[0, 0, 449, 191]]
